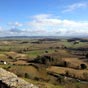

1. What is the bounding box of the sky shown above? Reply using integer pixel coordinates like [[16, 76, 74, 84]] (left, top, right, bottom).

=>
[[0, 0, 88, 37]]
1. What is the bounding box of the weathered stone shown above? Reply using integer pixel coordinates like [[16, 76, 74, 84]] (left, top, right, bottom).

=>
[[0, 68, 39, 88]]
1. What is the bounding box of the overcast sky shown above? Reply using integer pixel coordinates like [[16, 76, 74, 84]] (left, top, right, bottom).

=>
[[0, 0, 88, 37]]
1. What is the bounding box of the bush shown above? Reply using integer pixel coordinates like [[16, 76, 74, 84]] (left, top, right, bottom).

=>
[[45, 50, 48, 53], [64, 61, 68, 67], [80, 64, 87, 69], [85, 53, 88, 58], [34, 77, 39, 81], [55, 50, 58, 52], [24, 73, 30, 78], [65, 70, 69, 76]]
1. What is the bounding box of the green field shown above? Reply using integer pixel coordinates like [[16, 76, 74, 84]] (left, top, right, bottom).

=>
[[0, 38, 88, 88]]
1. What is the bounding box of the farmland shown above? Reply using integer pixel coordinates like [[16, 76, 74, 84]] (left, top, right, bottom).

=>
[[0, 37, 88, 88]]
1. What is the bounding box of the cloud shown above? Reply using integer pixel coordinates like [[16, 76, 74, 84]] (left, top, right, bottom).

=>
[[1, 14, 88, 36], [28, 14, 62, 29], [8, 22, 23, 27], [9, 27, 22, 33], [63, 2, 88, 12], [32, 14, 51, 19], [0, 26, 3, 31], [26, 14, 88, 36]]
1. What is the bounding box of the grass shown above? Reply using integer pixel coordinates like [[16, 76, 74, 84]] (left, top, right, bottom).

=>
[[0, 64, 12, 70], [23, 77, 87, 88], [6, 65, 48, 80], [0, 54, 8, 61], [8, 65, 39, 76], [73, 42, 88, 48], [0, 39, 88, 88], [57, 41, 88, 48], [47, 66, 88, 80], [26, 49, 56, 58], [23, 77, 64, 88]]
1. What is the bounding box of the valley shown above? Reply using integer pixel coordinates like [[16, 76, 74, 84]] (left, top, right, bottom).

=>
[[0, 38, 88, 88]]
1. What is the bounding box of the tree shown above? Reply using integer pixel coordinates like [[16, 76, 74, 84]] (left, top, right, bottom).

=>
[[80, 64, 87, 69], [64, 61, 68, 67], [25, 73, 30, 78], [65, 70, 69, 76], [45, 50, 48, 53], [85, 53, 88, 58]]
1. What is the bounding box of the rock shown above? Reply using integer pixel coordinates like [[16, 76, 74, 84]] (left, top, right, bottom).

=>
[[0, 68, 39, 88]]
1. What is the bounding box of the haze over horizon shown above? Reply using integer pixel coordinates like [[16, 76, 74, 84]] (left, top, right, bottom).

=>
[[0, 0, 88, 37]]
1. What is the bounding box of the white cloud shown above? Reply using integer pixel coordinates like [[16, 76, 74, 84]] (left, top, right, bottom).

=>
[[8, 22, 23, 27], [26, 14, 88, 36], [0, 26, 3, 31], [32, 14, 51, 19], [1, 14, 88, 36], [63, 2, 88, 12], [0, 26, 5, 33]]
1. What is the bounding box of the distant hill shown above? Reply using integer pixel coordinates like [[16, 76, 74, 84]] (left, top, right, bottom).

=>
[[0, 36, 88, 39]]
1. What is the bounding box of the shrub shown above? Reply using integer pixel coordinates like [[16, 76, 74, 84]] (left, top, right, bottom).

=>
[[80, 64, 87, 69], [64, 61, 68, 67], [65, 70, 69, 76], [45, 50, 48, 53], [34, 77, 39, 81], [55, 50, 58, 52], [85, 53, 88, 58], [24, 73, 30, 78]]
